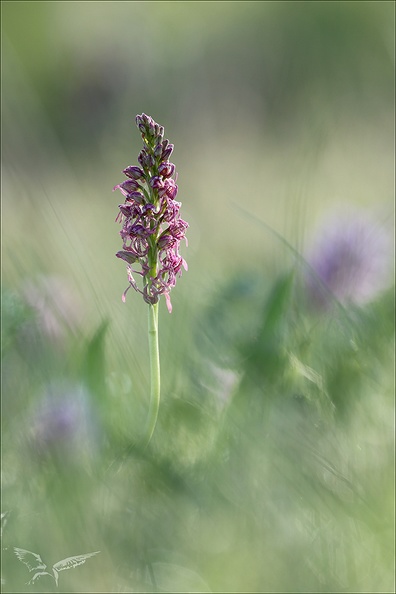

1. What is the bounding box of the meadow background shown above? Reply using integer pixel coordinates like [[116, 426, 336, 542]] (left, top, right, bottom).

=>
[[1, 2, 394, 592]]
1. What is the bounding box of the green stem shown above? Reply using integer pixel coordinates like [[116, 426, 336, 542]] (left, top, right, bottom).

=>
[[144, 301, 160, 446]]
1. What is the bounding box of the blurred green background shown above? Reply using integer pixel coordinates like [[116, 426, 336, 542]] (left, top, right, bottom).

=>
[[2, 2, 394, 592]]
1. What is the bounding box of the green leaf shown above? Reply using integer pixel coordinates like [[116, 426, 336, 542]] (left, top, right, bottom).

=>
[[81, 319, 109, 404]]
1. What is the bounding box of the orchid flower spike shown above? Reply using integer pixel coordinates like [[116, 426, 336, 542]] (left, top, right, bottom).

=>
[[114, 113, 188, 313]]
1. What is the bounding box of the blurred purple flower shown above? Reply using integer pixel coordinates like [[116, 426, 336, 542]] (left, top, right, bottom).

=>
[[22, 275, 83, 342], [304, 209, 392, 309], [114, 114, 188, 313], [29, 383, 98, 462]]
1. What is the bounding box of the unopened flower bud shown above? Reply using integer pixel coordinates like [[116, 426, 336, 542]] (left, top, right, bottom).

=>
[[138, 149, 155, 170], [154, 142, 163, 159], [116, 251, 138, 264], [123, 165, 145, 180], [127, 191, 145, 204], [162, 143, 174, 160], [120, 179, 140, 192], [118, 204, 133, 217]]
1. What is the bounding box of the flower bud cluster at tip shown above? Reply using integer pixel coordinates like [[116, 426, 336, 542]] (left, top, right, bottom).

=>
[[113, 113, 188, 313]]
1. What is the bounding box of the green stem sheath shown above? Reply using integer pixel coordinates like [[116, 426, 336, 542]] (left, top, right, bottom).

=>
[[144, 301, 160, 445]]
